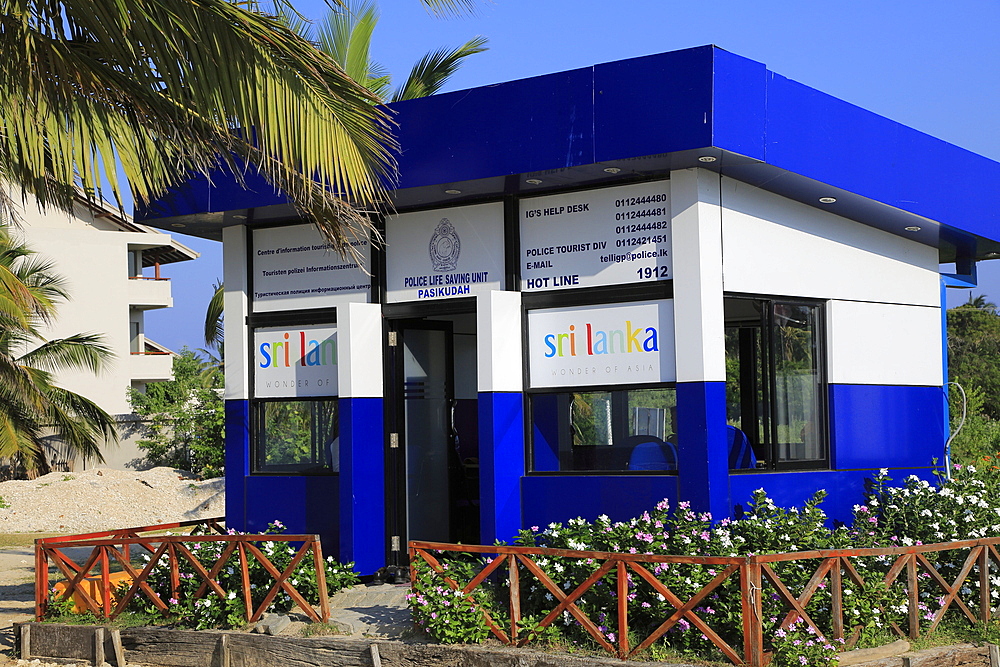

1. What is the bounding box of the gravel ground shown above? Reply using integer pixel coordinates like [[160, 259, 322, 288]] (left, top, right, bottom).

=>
[[0, 467, 226, 664], [0, 467, 224, 533]]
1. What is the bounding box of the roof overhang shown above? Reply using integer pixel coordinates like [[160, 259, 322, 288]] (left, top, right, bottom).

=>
[[136, 45, 1000, 263]]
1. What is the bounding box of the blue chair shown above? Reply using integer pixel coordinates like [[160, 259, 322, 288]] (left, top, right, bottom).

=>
[[727, 426, 757, 469], [626, 435, 678, 471]]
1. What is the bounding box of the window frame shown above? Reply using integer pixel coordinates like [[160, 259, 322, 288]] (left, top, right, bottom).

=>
[[724, 294, 829, 472], [527, 382, 679, 475], [251, 396, 339, 476], [247, 310, 340, 477], [522, 284, 677, 475]]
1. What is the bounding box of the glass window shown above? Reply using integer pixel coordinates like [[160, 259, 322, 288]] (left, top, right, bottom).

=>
[[254, 399, 338, 474], [725, 297, 826, 471], [531, 387, 677, 472]]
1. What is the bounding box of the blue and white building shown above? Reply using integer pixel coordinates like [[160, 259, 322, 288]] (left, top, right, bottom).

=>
[[138, 46, 1000, 574]]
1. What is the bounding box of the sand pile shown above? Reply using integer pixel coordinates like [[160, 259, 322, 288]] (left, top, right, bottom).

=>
[[0, 467, 224, 533]]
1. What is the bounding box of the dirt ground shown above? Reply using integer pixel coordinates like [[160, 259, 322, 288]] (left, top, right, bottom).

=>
[[0, 546, 37, 650]]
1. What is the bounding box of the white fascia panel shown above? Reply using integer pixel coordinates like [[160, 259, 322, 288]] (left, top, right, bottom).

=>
[[721, 178, 939, 306], [670, 169, 726, 383], [477, 290, 523, 393], [826, 300, 943, 386], [223, 225, 249, 400], [337, 302, 383, 398]]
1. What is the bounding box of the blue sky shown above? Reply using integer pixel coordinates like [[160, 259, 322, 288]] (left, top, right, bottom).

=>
[[145, 0, 1000, 351]]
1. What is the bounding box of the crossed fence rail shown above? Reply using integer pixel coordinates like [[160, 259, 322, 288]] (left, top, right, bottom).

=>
[[410, 537, 1000, 666], [35, 518, 330, 624]]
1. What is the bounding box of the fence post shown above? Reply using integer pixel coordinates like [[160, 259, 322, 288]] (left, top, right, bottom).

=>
[[617, 559, 629, 659], [980, 545, 991, 623], [831, 556, 844, 641], [101, 547, 112, 618], [312, 537, 331, 623], [509, 554, 520, 644], [907, 554, 919, 639], [741, 558, 764, 667], [35, 541, 48, 621]]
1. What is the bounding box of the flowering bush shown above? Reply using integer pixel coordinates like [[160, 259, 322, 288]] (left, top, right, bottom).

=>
[[119, 520, 359, 630], [407, 554, 494, 643], [770, 617, 842, 666], [412, 462, 1000, 665]]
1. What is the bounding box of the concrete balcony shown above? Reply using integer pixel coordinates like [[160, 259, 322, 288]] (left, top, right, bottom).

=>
[[127, 277, 172, 310], [130, 351, 174, 382]]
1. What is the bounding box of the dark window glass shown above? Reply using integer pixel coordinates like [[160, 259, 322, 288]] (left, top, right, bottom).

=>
[[531, 387, 677, 473], [254, 399, 338, 473], [724, 297, 826, 471]]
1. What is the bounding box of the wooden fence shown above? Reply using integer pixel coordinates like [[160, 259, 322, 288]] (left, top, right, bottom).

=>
[[35, 518, 330, 624], [410, 537, 1000, 667]]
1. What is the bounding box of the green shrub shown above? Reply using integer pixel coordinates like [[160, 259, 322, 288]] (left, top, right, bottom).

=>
[[412, 463, 1000, 666], [115, 520, 359, 630]]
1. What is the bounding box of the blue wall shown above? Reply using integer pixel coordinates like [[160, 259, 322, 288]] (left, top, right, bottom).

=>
[[338, 397, 385, 573], [829, 384, 945, 470], [522, 476, 679, 530], [224, 399, 342, 558], [728, 468, 937, 525], [478, 392, 525, 544]]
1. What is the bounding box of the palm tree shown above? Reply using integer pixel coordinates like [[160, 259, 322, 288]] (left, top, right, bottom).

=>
[[0, 0, 476, 253], [308, 0, 488, 103], [962, 294, 998, 313], [203, 3, 486, 355], [0, 226, 117, 475]]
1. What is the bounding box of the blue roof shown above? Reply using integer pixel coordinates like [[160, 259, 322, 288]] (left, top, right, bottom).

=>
[[137, 45, 1000, 261]]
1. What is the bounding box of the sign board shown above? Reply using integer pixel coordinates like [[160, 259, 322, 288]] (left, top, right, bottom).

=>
[[520, 181, 670, 292], [385, 203, 504, 302], [252, 224, 370, 312], [254, 324, 338, 398], [527, 300, 675, 388]]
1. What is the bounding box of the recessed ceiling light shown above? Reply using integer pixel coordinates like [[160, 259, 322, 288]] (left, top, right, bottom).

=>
[[444, 189, 462, 195], [904, 226, 921, 232], [232, 214, 247, 220], [818, 197, 837, 204], [525, 178, 543, 185], [698, 156, 717, 163], [171, 223, 186, 228], [985, 252, 1000, 259], [603, 167, 621, 174]]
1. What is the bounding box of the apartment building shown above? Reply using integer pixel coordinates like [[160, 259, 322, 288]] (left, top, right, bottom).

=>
[[13, 195, 198, 470]]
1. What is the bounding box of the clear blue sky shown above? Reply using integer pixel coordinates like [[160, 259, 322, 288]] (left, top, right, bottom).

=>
[[145, 0, 1000, 351]]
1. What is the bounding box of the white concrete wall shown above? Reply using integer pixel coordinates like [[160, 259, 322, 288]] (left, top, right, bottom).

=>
[[826, 300, 942, 386], [716, 175, 942, 387], [720, 177, 939, 305], [477, 290, 523, 393], [670, 168, 726, 383], [223, 225, 250, 401]]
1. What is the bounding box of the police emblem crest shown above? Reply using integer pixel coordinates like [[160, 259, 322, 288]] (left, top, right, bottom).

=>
[[429, 218, 461, 272]]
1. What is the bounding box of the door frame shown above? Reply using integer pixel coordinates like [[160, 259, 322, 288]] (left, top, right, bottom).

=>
[[385, 317, 455, 565]]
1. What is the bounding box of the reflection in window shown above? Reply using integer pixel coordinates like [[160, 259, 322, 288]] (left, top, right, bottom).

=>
[[255, 399, 338, 473], [725, 297, 825, 470], [532, 388, 677, 472]]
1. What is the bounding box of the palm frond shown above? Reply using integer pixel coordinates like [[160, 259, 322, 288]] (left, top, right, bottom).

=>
[[418, 0, 480, 18], [392, 35, 488, 102], [0, 0, 396, 249], [17, 333, 115, 375], [205, 281, 225, 351]]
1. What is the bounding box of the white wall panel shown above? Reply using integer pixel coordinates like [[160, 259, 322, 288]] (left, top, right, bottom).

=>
[[477, 291, 523, 393], [826, 300, 942, 386], [721, 178, 939, 306], [223, 225, 249, 400], [670, 169, 726, 383], [337, 302, 383, 398]]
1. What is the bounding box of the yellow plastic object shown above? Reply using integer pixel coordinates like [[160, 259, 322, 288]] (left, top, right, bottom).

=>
[[52, 571, 133, 614]]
